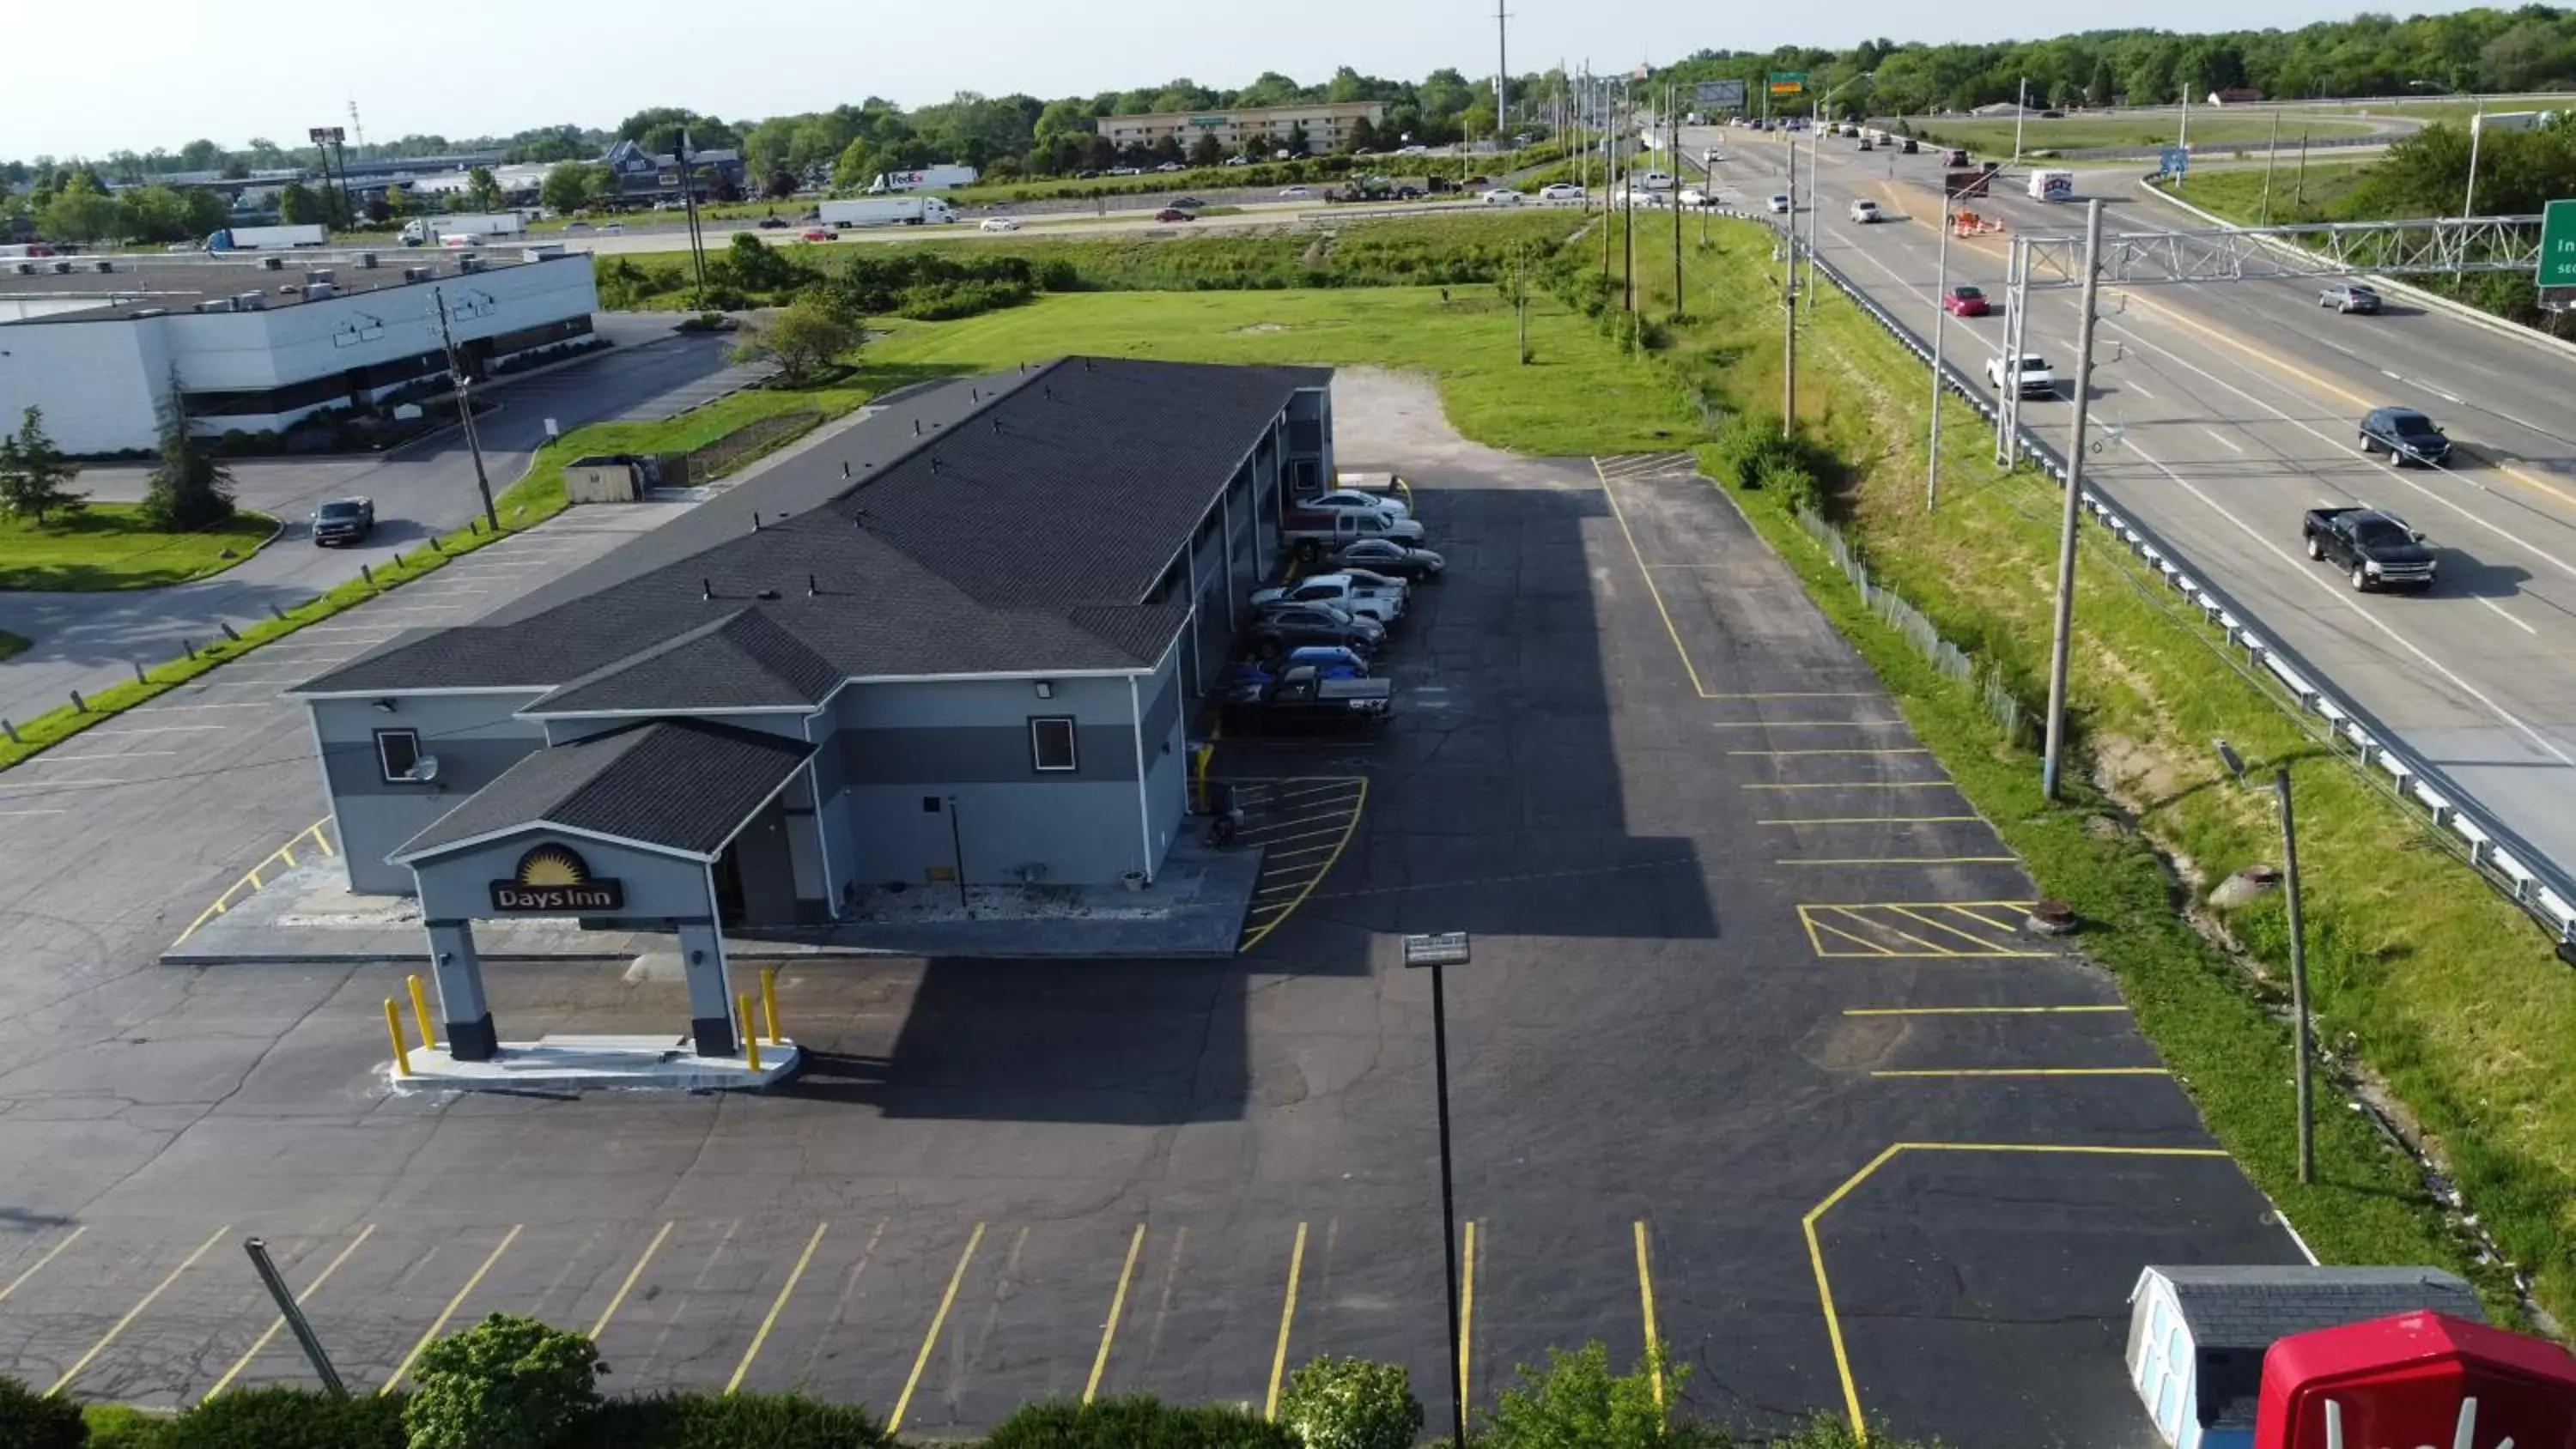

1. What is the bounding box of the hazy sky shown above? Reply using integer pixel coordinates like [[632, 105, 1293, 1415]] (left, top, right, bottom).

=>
[[10, 0, 2482, 158]]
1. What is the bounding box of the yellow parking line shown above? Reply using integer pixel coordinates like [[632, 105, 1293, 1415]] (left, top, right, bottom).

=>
[[1233, 825, 1349, 847], [1734, 748, 1933, 757], [1808, 917, 1900, 955], [1457, 1221, 1477, 1428], [1817, 905, 1956, 955], [1240, 779, 1369, 953], [1871, 1067, 2170, 1077], [1782, 856, 2019, 865], [204, 1224, 379, 1400], [589, 1221, 674, 1339], [726, 1221, 828, 1394], [1807, 1142, 2233, 1436], [381, 1224, 523, 1395], [49, 1224, 231, 1397], [889, 1222, 985, 1435], [1593, 458, 1711, 697], [1760, 815, 1981, 825], [1084, 1225, 1147, 1404], [1265, 843, 1341, 860], [1845, 1005, 2128, 1016], [1887, 905, 2023, 949], [1941, 903, 2029, 931], [1265, 1222, 1308, 1421], [48, 1225, 232, 1410], [0, 1226, 86, 1306], [1633, 1222, 1663, 1410], [1746, 781, 1954, 790]]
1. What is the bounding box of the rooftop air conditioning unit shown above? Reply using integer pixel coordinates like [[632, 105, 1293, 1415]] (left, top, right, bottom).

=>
[[355, 252, 378, 269], [8, 262, 32, 276], [92, 258, 115, 273], [234, 291, 268, 311], [260, 255, 283, 270], [46, 259, 72, 273], [403, 266, 434, 282], [195, 298, 235, 313], [130, 307, 168, 318], [456, 253, 485, 274], [305, 282, 337, 300], [303, 268, 336, 285]]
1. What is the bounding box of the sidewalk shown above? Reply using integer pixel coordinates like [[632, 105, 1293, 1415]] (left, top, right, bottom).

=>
[[161, 834, 1261, 965]]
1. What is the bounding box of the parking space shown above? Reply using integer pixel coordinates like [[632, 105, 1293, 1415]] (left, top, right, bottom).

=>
[[1216, 777, 1370, 951]]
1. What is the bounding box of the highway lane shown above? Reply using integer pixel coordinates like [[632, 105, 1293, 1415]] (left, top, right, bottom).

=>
[[1693, 124, 2576, 875]]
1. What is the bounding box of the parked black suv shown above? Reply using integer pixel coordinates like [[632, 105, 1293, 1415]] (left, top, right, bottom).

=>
[[2358, 407, 2451, 466]]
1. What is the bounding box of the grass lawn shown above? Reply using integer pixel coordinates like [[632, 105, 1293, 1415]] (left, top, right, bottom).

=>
[[0, 629, 26, 662], [1900, 112, 2377, 154], [863, 283, 1696, 458], [2151, 161, 2376, 226], [0, 503, 277, 591]]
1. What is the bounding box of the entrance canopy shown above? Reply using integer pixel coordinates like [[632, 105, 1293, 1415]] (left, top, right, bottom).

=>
[[392, 718, 812, 873]]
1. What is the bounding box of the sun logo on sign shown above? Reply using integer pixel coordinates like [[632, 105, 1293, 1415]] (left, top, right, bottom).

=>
[[513, 845, 591, 888]]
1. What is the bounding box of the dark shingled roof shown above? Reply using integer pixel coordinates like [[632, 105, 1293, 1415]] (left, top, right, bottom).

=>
[[2137, 1265, 2486, 1430], [294, 356, 1328, 706], [392, 719, 813, 861]]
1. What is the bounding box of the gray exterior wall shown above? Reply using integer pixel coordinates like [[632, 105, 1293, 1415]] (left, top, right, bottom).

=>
[[1139, 648, 1189, 864], [409, 828, 714, 925], [312, 691, 548, 894]]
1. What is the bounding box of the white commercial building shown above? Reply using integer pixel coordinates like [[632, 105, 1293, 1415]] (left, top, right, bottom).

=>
[[0, 251, 598, 453]]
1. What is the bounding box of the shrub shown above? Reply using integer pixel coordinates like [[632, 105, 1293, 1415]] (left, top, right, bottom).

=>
[[1479, 1343, 1718, 1449], [161, 1387, 407, 1449], [400, 1313, 601, 1449], [556, 1391, 888, 1448], [1276, 1356, 1422, 1449], [0, 1374, 86, 1449], [980, 1395, 1297, 1449], [85, 1404, 174, 1449]]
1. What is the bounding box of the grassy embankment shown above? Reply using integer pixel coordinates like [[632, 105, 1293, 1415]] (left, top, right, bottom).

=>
[[0, 503, 277, 591], [0, 385, 869, 769], [860, 223, 2573, 1325], [1899, 112, 2377, 154], [2148, 160, 2379, 225]]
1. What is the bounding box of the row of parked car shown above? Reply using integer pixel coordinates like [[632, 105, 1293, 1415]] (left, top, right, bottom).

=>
[[1218, 475, 1446, 734]]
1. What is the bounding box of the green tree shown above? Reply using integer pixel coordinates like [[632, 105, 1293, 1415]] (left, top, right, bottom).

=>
[[0, 408, 88, 526], [401, 1313, 601, 1449], [465, 166, 503, 212], [1479, 1343, 1711, 1449], [539, 162, 601, 216], [1346, 115, 1380, 153], [182, 187, 232, 239], [118, 184, 197, 242], [139, 386, 236, 534], [1277, 1356, 1422, 1449], [0, 1374, 84, 1449], [731, 294, 859, 384], [2088, 57, 2118, 105], [1188, 131, 1226, 167], [276, 181, 321, 226], [1285, 121, 1312, 156], [722, 229, 807, 294], [40, 174, 121, 243]]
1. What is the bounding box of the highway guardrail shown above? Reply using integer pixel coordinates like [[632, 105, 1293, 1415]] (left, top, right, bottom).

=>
[[1721, 204, 2576, 944]]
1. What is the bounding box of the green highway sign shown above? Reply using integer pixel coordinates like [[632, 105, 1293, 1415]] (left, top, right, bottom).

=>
[[1769, 70, 1807, 96], [2541, 199, 2576, 289]]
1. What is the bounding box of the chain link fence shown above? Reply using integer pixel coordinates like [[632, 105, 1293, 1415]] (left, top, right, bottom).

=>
[[1795, 506, 2031, 747]]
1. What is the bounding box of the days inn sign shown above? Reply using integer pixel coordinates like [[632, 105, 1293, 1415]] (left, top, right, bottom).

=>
[[489, 843, 624, 914]]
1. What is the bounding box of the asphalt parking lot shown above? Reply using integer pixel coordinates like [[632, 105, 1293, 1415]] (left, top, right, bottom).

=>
[[0, 372, 2300, 1443]]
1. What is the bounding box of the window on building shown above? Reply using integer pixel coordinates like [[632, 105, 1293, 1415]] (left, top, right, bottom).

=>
[[375, 728, 422, 782], [1030, 717, 1078, 773]]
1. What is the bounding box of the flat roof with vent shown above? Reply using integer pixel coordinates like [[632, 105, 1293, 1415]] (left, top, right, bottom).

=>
[[0, 251, 572, 324]]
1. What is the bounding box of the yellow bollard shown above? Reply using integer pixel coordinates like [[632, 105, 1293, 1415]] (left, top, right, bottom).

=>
[[760, 967, 781, 1046], [406, 974, 437, 1052], [738, 994, 761, 1072], [384, 1000, 413, 1076]]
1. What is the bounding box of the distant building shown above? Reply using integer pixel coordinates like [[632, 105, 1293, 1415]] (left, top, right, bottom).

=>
[[601, 139, 745, 202], [1097, 101, 1387, 155], [2207, 88, 2264, 106]]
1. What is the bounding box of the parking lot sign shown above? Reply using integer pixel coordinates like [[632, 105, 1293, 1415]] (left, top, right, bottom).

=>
[[2541, 199, 2576, 289], [1697, 79, 1747, 109], [2160, 145, 2190, 176]]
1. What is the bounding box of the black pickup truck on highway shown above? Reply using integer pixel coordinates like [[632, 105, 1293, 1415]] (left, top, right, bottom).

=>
[[2304, 505, 2437, 591]]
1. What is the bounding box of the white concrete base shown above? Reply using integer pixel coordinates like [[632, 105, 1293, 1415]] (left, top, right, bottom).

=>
[[388, 1034, 800, 1094]]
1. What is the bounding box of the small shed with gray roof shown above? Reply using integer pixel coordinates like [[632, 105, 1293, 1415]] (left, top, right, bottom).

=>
[[2125, 1264, 2486, 1449], [287, 356, 1334, 1061]]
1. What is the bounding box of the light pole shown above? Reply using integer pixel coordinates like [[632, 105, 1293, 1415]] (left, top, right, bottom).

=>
[[2040, 199, 2105, 803], [2214, 746, 2315, 1184], [1927, 190, 1953, 512], [1403, 931, 1474, 1448], [2261, 107, 2282, 227], [433, 288, 500, 533], [2012, 77, 2028, 165], [2464, 105, 2487, 220]]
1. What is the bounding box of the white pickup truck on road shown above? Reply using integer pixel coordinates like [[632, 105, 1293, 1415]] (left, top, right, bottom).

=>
[[1986, 352, 2058, 399]]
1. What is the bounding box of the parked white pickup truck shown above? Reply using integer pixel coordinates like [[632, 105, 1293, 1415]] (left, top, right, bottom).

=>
[[1252, 573, 1407, 624], [1280, 503, 1426, 561]]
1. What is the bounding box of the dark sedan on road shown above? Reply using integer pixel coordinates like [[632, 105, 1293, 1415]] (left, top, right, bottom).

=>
[[311, 497, 375, 547], [2320, 282, 2383, 314], [2359, 406, 2451, 466]]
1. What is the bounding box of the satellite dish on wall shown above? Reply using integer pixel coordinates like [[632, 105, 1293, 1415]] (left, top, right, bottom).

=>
[[411, 755, 440, 782]]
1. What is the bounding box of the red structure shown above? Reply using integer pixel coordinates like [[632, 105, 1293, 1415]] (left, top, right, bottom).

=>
[[2257, 1311, 2576, 1449]]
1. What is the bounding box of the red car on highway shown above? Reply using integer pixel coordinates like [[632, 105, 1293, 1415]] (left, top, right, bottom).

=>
[[1942, 284, 1990, 317], [800, 227, 833, 242], [1154, 208, 1196, 223]]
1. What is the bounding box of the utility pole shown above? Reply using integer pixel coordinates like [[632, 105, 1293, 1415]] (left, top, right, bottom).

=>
[[2013, 77, 2028, 164], [2040, 199, 2105, 802], [1516, 245, 1530, 363], [1494, 0, 1510, 149], [2276, 767, 2316, 1184], [1622, 81, 1636, 314], [678, 130, 709, 302], [1927, 191, 1953, 512], [2464, 105, 2486, 220], [434, 288, 501, 533], [2294, 130, 2310, 207], [1801, 102, 1820, 316], [2261, 107, 2281, 227], [1670, 84, 1684, 319]]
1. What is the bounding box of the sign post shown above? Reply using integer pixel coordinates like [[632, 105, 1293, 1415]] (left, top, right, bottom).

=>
[[2160, 145, 2190, 179]]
